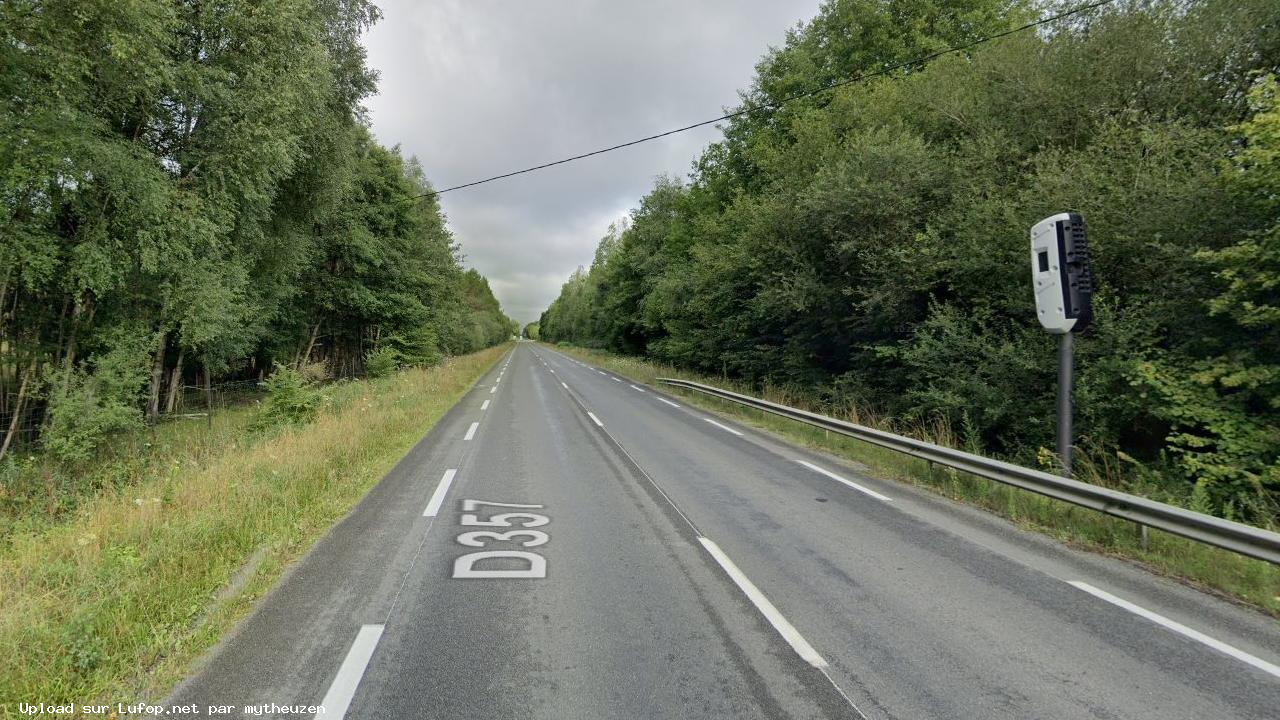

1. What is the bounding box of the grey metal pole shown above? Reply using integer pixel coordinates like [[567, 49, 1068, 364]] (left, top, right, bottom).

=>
[[1058, 331, 1074, 477]]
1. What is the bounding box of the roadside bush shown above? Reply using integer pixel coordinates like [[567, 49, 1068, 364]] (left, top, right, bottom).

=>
[[365, 347, 400, 379], [254, 364, 322, 429], [386, 326, 444, 368], [42, 335, 151, 465], [298, 360, 329, 384]]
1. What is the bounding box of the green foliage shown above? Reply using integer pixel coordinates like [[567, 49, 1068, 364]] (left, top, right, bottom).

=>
[[63, 615, 106, 676], [439, 270, 518, 355], [254, 365, 322, 430], [1136, 74, 1280, 520], [365, 347, 401, 379], [1200, 74, 1280, 401], [386, 325, 445, 368], [539, 0, 1280, 524], [1131, 358, 1278, 520], [42, 331, 153, 465]]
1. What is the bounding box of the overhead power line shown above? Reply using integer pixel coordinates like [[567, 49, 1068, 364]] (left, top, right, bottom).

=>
[[411, 0, 1118, 201]]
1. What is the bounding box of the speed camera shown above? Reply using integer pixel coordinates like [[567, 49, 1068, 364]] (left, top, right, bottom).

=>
[[1031, 212, 1093, 334]]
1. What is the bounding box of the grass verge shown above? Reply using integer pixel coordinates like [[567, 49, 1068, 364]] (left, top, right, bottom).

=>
[[2, 392, 265, 539], [0, 344, 510, 716], [544, 343, 1280, 620]]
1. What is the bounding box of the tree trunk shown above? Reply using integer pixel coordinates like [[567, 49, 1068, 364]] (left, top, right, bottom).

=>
[[0, 341, 9, 417], [297, 322, 321, 370], [59, 296, 90, 398], [0, 362, 34, 460], [164, 346, 185, 414], [147, 333, 167, 422], [2, 292, 19, 415], [204, 358, 214, 430], [51, 298, 69, 367], [0, 266, 10, 337]]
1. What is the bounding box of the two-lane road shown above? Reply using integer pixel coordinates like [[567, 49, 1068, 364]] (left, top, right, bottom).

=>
[[169, 343, 1280, 719]]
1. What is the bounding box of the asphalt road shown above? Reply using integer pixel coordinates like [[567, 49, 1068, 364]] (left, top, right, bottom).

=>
[[167, 343, 1280, 719]]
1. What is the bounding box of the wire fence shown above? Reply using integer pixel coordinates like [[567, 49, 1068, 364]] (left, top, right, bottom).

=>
[[162, 378, 264, 417], [0, 378, 267, 455]]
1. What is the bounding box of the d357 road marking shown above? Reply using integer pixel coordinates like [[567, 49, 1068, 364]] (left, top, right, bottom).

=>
[[452, 499, 549, 579]]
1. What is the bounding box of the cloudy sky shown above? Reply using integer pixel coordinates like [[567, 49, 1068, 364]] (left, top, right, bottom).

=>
[[362, 0, 822, 324]]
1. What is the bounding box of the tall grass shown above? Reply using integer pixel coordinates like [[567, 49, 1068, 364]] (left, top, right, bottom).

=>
[[546, 344, 1280, 618], [0, 345, 509, 716], [1, 398, 261, 539]]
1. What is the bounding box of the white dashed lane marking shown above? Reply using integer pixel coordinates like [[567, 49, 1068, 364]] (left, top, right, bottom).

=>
[[698, 538, 828, 669], [314, 625, 384, 720], [704, 418, 743, 436], [423, 469, 458, 517], [797, 460, 892, 502], [1069, 582, 1280, 680]]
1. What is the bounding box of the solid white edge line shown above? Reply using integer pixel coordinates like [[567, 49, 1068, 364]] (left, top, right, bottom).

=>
[[464, 422, 479, 441], [798, 460, 893, 502], [423, 469, 458, 517], [315, 624, 384, 720], [698, 537, 828, 669], [481, 399, 490, 410], [658, 398, 681, 408], [1068, 581, 1280, 679], [587, 411, 604, 427], [629, 384, 646, 393], [561, 382, 568, 389], [704, 418, 744, 436]]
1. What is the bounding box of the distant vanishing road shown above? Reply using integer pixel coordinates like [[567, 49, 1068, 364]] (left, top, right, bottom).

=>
[[168, 343, 1280, 719]]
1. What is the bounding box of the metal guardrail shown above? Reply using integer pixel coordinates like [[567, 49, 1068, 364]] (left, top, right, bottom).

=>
[[656, 378, 1280, 565]]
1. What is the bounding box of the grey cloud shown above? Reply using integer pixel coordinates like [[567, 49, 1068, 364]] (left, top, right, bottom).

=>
[[364, 0, 822, 323]]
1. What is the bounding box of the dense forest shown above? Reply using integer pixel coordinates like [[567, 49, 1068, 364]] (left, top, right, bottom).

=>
[[0, 0, 515, 462], [540, 0, 1280, 524]]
